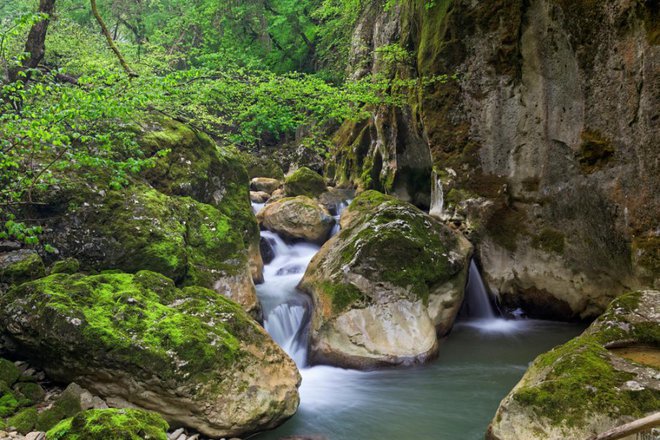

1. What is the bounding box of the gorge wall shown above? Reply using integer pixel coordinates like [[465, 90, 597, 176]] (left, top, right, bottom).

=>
[[329, 0, 659, 319]]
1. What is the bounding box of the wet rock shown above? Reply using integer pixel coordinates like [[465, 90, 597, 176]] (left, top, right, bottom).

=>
[[260, 237, 277, 265], [299, 191, 472, 369], [258, 197, 335, 244], [250, 191, 271, 203]]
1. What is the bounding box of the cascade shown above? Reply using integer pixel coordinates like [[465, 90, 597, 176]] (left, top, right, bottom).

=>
[[461, 260, 497, 319], [429, 171, 444, 218]]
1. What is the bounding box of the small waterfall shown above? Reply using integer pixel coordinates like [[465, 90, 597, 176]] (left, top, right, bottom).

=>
[[429, 171, 444, 218], [461, 261, 497, 319]]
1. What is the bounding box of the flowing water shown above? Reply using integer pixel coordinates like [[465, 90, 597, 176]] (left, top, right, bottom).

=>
[[252, 202, 585, 440]]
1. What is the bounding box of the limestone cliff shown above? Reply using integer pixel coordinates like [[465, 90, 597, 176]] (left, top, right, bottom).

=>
[[330, 0, 659, 319]]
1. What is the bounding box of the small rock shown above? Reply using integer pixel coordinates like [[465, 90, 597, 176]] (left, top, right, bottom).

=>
[[168, 428, 185, 440], [25, 432, 46, 440], [250, 191, 270, 203], [250, 177, 281, 194]]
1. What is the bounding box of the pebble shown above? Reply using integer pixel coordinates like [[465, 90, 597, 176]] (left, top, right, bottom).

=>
[[168, 428, 185, 440]]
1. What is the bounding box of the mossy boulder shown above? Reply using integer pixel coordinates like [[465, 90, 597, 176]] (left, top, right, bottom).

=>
[[0, 271, 300, 438], [240, 153, 285, 180], [33, 181, 260, 317], [299, 191, 472, 369], [47, 408, 169, 440], [7, 407, 37, 434], [0, 359, 20, 387], [284, 167, 327, 198], [487, 290, 660, 440], [257, 196, 336, 244], [0, 250, 45, 288], [139, 118, 260, 257]]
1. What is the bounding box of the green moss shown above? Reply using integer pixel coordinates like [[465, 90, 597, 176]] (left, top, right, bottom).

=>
[[0, 359, 20, 387], [632, 235, 660, 275], [325, 191, 460, 307], [14, 382, 45, 405], [36, 386, 83, 432], [320, 282, 365, 313], [0, 251, 45, 286], [531, 228, 566, 254], [512, 290, 660, 427], [3, 271, 258, 388], [0, 390, 20, 417], [50, 258, 81, 275], [240, 153, 285, 180], [514, 337, 659, 427], [46, 408, 169, 440], [577, 130, 615, 173], [284, 167, 327, 198], [8, 407, 37, 434]]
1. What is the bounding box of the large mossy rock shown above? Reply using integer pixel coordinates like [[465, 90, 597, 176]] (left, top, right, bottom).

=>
[[0, 271, 300, 438], [33, 181, 260, 317], [299, 191, 472, 369], [284, 167, 327, 198], [47, 408, 169, 440], [257, 196, 336, 244], [487, 290, 660, 440]]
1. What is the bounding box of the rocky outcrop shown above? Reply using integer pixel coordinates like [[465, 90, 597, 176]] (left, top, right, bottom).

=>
[[284, 167, 327, 198], [299, 191, 472, 369], [257, 197, 336, 244], [487, 290, 660, 440], [0, 271, 300, 438], [330, 0, 660, 319]]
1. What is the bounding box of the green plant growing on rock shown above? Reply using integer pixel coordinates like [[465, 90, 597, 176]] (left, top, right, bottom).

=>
[[47, 409, 169, 440]]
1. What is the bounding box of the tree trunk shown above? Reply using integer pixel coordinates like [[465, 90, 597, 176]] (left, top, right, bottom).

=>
[[8, 0, 56, 82], [90, 0, 138, 77]]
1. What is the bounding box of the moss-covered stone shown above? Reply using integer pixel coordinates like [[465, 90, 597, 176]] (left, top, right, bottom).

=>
[[46, 408, 169, 440], [240, 153, 285, 180], [0, 250, 45, 287], [299, 190, 471, 369], [0, 389, 21, 418], [0, 271, 300, 437], [488, 290, 660, 439], [50, 258, 80, 275], [0, 359, 20, 387], [7, 407, 37, 434], [139, 118, 259, 254], [14, 382, 45, 405], [284, 167, 327, 198], [36, 385, 83, 432]]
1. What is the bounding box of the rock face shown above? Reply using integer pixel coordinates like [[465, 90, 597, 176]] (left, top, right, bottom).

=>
[[299, 191, 472, 369], [0, 271, 300, 438], [487, 290, 660, 440], [257, 197, 336, 244], [284, 167, 327, 198], [330, 0, 660, 319]]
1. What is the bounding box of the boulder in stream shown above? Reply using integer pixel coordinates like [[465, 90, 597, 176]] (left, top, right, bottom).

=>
[[257, 196, 335, 245], [487, 290, 660, 440], [0, 271, 301, 438], [299, 190, 472, 369], [284, 167, 327, 198]]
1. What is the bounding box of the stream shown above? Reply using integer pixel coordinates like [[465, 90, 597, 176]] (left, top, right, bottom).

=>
[[251, 202, 585, 440]]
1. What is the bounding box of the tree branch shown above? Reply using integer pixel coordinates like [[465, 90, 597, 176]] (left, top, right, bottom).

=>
[[90, 0, 138, 78]]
